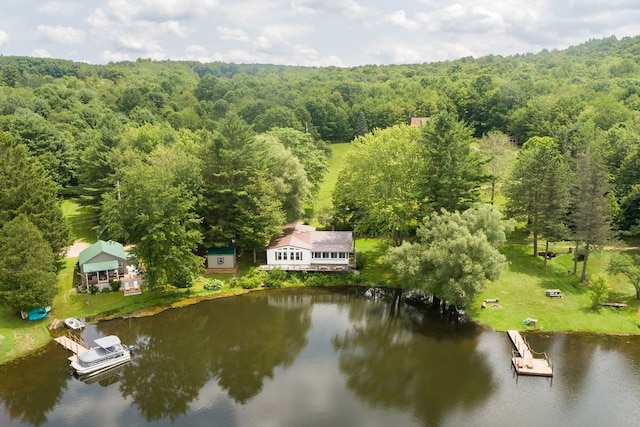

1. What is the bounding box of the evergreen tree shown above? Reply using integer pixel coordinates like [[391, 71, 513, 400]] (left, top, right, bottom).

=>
[[505, 137, 571, 258], [0, 132, 70, 258], [419, 111, 489, 213], [0, 215, 58, 312], [353, 111, 369, 138], [200, 115, 284, 251], [569, 149, 613, 281]]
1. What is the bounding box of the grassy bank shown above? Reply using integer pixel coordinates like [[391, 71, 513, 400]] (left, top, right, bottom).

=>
[[472, 245, 640, 334]]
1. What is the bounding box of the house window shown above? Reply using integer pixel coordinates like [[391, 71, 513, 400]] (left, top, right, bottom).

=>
[[217, 257, 224, 265], [295, 252, 302, 261], [339, 253, 346, 259]]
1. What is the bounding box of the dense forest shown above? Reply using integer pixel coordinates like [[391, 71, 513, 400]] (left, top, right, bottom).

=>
[[2, 35, 640, 306]]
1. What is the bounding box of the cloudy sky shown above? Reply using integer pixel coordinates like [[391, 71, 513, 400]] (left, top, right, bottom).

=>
[[1, 0, 640, 66]]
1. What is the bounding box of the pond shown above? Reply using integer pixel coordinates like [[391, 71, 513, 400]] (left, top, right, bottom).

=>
[[1, 287, 640, 426]]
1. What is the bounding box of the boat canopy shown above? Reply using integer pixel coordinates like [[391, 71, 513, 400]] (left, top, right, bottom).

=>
[[93, 335, 121, 349]]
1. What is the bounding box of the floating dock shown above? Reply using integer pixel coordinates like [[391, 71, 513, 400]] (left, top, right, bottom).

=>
[[54, 334, 89, 362], [507, 329, 553, 377]]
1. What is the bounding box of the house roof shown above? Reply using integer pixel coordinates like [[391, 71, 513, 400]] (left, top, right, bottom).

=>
[[207, 247, 235, 256], [82, 260, 119, 273], [269, 230, 353, 252], [78, 240, 127, 266]]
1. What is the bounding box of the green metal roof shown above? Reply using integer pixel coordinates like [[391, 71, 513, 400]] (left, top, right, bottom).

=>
[[207, 246, 235, 255], [78, 240, 126, 266], [82, 260, 119, 273]]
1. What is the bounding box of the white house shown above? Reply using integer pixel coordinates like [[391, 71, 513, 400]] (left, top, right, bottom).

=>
[[263, 223, 355, 272]]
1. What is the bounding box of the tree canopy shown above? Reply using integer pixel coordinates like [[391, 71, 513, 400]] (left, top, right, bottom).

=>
[[386, 205, 511, 309]]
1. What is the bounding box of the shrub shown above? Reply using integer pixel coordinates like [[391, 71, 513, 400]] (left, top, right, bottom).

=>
[[355, 252, 368, 270], [588, 274, 611, 308], [110, 281, 122, 292], [101, 287, 111, 293], [204, 278, 224, 292], [264, 268, 287, 288], [88, 284, 99, 295], [232, 268, 266, 289]]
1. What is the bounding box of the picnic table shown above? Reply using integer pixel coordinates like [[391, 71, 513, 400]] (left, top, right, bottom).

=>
[[545, 289, 562, 298]]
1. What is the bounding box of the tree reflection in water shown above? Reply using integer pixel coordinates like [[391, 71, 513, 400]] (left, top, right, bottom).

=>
[[334, 289, 497, 426], [114, 292, 311, 421], [0, 341, 70, 426]]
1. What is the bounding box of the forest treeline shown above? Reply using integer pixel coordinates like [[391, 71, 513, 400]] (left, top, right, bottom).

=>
[[2, 35, 640, 307]]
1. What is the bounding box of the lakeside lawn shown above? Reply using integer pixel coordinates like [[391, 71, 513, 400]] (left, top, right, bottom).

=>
[[471, 245, 640, 334]]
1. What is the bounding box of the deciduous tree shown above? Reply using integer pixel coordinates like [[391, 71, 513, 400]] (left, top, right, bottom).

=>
[[386, 205, 510, 309], [607, 252, 640, 299], [333, 124, 422, 244], [101, 147, 203, 289]]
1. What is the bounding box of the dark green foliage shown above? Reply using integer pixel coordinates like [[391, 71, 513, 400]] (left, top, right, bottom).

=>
[[110, 281, 122, 292], [353, 111, 369, 138], [0, 215, 58, 312], [419, 111, 489, 213], [0, 132, 71, 258], [569, 149, 614, 281], [200, 115, 284, 251], [505, 137, 572, 257]]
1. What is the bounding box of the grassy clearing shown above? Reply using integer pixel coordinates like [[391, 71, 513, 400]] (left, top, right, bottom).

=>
[[471, 245, 640, 334], [62, 199, 98, 243], [309, 142, 351, 226]]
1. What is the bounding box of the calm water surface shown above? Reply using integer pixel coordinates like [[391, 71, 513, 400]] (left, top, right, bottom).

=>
[[1, 287, 640, 427]]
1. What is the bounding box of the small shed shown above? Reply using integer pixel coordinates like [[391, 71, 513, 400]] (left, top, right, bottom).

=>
[[207, 247, 236, 269]]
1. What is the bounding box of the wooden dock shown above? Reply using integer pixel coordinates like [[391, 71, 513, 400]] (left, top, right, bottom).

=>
[[507, 330, 553, 377], [54, 335, 89, 362]]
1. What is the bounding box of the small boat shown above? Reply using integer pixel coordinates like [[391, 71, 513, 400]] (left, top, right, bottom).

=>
[[70, 335, 131, 376], [64, 318, 85, 330], [25, 307, 48, 321]]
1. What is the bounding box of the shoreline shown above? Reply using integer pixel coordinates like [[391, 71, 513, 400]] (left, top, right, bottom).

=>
[[3, 285, 639, 368]]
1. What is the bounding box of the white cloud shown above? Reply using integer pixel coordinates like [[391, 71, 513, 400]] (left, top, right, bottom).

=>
[[32, 48, 52, 58], [380, 10, 419, 30], [187, 44, 208, 56], [217, 26, 250, 43], [3, 0, 640, 65], [136, 0, 219, 21], [36, 25, 85, 44], [252, 25, 313, 55], [100, 49, 131, 62], [291, 0, 366, 17], [37, 1, 82, 15]]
